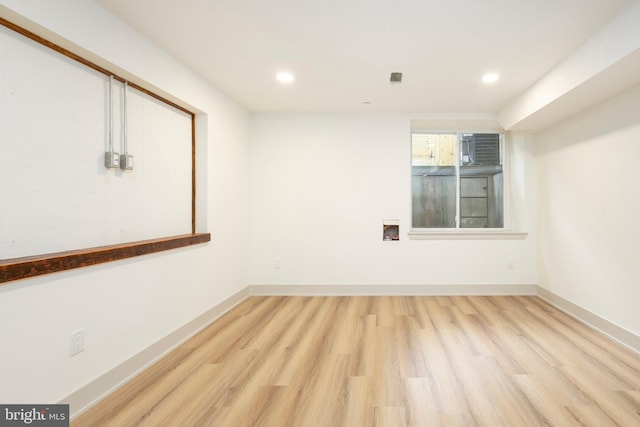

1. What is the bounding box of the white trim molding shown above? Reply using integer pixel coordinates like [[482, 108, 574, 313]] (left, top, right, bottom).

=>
[[249, 284, 537, 296], [537, 286, 640, 354]]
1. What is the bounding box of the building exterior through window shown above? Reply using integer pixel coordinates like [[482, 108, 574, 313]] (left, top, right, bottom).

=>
[[411, 132, 504, 229]]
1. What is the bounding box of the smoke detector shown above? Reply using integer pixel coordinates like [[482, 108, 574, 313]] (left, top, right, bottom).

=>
[[390, 72, 402, 84]]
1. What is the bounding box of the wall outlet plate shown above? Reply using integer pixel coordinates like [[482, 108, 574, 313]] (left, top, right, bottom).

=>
[[104, 151, 120, 168], [120, 154, 134, 171], [70, 329, 85, 357]]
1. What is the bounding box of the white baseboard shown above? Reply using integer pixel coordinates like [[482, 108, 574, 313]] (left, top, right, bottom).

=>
[[537, 286, 640, 354], [249, 283, 538, 296], [63, 287, 250, 419]]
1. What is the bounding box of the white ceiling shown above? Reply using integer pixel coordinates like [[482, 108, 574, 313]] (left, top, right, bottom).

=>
[[97, 0, 635, 114]]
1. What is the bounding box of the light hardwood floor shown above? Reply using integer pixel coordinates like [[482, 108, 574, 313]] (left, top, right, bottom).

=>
[[72, 296, 640, 426]]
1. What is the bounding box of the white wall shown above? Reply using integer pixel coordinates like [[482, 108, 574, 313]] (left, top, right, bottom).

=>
[[536, 84, 640, 337], [0, 27, 193, 257], [0, 0, 250, 408], [249, 113, 537, 287], [498, 0, 640, 131]]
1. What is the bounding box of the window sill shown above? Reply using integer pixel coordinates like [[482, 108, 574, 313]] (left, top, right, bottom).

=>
[[407, 229, 528, 240]]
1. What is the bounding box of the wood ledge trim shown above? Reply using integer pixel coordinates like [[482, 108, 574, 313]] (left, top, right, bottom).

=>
[[0, 233, 211, 284]]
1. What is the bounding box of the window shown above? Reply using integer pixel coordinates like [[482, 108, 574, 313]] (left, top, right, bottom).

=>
[[411, 132, 504, 229]]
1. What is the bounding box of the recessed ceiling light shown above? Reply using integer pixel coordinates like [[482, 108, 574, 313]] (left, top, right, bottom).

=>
[[482, 73, 499, 84], [276, 72, 294, 83]]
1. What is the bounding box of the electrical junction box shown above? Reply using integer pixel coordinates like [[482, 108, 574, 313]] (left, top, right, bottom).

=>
[[120, 154, 134, 171], [104, 151, 120, 168]]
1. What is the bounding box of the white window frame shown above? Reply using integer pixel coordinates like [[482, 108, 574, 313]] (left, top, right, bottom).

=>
[[408, 130, 526, 240]]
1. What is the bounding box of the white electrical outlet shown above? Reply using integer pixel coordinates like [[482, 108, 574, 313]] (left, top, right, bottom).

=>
[[70, 329, 85, 357]]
